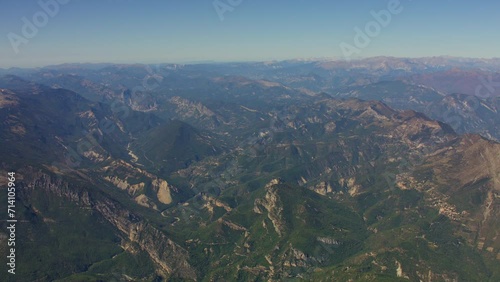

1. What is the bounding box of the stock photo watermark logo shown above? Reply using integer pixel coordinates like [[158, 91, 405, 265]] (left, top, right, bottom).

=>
[[213, 0, 243, 21], [339, 0, 406, 61], [475, 74, 500, 98], [7, 0, 70, 54]]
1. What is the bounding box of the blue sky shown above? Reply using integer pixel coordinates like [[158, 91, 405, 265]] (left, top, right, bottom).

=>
[[1, 0, 499, 68]]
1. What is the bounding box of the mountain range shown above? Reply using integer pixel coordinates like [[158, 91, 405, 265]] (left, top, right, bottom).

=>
[[0, 57, 499, 281]]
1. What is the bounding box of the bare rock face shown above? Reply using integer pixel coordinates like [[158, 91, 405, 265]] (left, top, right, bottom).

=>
[[153, 178, 173, 205], [102, 160, 173, 206], [310, 181, 333, 196], [135, 194, 158, 210], [202, 194, 232, 216], [254, 179, 286, 236], [104, 175, 145, 194], [336, 177, 362, 197], [168, 96, 222, 129], [124, 222, 196, 280], [17, 167, 197, 281]]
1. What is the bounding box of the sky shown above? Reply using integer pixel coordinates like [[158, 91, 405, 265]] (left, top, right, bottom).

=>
[[1, 0, 499, 68]]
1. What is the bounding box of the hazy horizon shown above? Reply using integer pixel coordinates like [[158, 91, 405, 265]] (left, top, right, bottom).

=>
[[2, 0, 500, 68], [2, 55, 500, 70]]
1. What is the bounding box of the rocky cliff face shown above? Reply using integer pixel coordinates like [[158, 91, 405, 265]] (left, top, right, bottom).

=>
[[253, 179, 287, 236], [15, 167, 197, 280]]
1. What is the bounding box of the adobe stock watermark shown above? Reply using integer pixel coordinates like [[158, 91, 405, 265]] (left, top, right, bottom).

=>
[[7, 0, 70, 54], [213, 0, 243, 21], [339, 0, 408, 61], [475, 74, 500, 98]]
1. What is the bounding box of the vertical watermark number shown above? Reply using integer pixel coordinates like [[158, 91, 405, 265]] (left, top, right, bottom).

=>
[[6, 172, 16, 275], [213, 0, 243, 21]]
